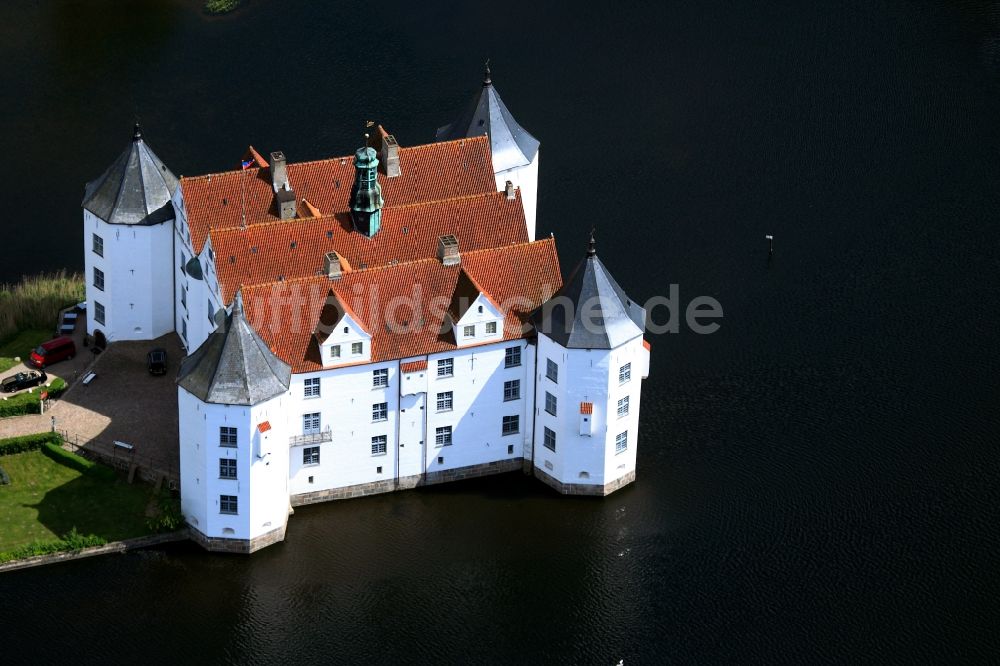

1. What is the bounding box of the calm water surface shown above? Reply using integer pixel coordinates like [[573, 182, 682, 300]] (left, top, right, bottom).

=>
[[1, 0, 999, 663]]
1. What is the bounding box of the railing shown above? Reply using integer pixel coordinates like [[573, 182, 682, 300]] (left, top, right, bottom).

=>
[[289, 428, 332, 446], [57, 429, 180, 489]]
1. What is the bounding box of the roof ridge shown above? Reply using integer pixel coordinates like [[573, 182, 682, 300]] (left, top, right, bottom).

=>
[[180, 135, 490, 183], [240, 256, 445, 292]]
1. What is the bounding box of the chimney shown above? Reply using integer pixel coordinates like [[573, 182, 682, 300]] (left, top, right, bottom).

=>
[[323, 252, 343, 280], [381, 133, 401, 178], [437, 235, 460, 266], [271, 151, 296, 220], [504, 180, 515, 200]]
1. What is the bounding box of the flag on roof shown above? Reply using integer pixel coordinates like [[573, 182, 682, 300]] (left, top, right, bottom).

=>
[[241, 158, 254, 170]]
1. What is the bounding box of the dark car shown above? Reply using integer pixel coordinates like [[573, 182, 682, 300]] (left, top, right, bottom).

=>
[[147, 348, 168, 376], [1, 370, 48, 393]]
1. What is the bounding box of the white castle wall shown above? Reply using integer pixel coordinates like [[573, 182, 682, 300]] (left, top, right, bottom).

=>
[[494, 151, 539, 240], [83, 210, 175, 342]]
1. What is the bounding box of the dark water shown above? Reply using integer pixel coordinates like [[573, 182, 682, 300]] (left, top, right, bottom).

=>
[[2, 0, 999, 662]]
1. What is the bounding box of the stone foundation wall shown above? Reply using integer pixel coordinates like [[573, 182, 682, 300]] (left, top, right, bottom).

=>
[[423, 458, 523, 486], [534, 467, 636, 496], [188, 522, 287, 554]]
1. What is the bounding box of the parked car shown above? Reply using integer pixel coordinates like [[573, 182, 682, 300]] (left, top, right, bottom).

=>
[[1, 370, 47, 393], [29, 337, 76, 369], [147, 348, 168, 375]]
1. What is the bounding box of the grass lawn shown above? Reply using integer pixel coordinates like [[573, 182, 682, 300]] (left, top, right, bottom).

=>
[[0, 328, 51, 372], [0, 449, 154, 553]]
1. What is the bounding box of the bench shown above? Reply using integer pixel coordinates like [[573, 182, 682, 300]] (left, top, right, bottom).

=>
[[82, 372, 97, 385], [113, 440, 134, 451]]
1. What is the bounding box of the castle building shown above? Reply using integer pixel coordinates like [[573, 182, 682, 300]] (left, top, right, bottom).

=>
[[81, 69, 649, 553]]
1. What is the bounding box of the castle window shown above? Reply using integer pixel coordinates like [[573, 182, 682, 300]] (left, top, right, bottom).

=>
[[303, 446, 320, 466], [219, 426, 237, 447], [617, 396, 630, 418], [504, 346, 521, 368], [546, 359, 558, 383], [219, 458, 237, 479], [94, 301, 106, 325], [92, 233, 103, 257], [615, 431, 628, 453], [331, 344, 341, 359], [435, 426, 452, 447], [302, 412, 321, 434], [93, 267, 105, 292], [207, 299, 214, 325], [463, 324, 475, 337], [477, 305, 483, 313], [545, 392, 557, 416], [619, 363, 632, 384], [372, 368, 388, 387], [304, 377, 321, 398], [352, 342, 363, 355], [219, 495, 238, 514], [437, 358, 453, 377], [543, 427, 556, 452], [486, 321, 497, 334], [436, 391, 453, 412], [372, 402, 388, 422], [503, 379, 520, 401], [502, 415, 519, 436], [371, 435, 387, 456]]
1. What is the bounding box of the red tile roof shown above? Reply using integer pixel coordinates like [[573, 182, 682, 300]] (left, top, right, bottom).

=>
[[242, 238, 562, 372], [643, 339, 651, 351], [257, 421, 271, 433], [580, 402, 594, 415], [181, 135, 497, 254], [400, 360, 428, 373], [209, 190, 528, 304]]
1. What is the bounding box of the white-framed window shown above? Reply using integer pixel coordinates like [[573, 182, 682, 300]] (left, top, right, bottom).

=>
[[503, 379, 520, 401], [435, 426, 452, 447], [545, 392, 557, 416], [219, 426, 237, 447], [543, 427, 556, 452], [304, 377, 321, 398], [619, 362, 632, 384], [372, 402, 388, 422], [352, 341, 363, 355], [617, 396, 630, 418], [505, 346, 520, 368], [437, 358, 453, 377], [330, 344, 341, 359], [373, 368, 388, 387], [219, 495, 238, 514], [302, 412, 320, 434], [463, 324, 475, 337], [371, 435, 387, 455], [219, 458, 237, 479], [436, 391, 453, 411], [303, 446, 320, 466], [93, 267, 105, 291], [94, 301, 106, 325], [502, 415, 519, 436], [546, 358, 558, 383], [486, 321, 497, 334], [92, 233, 103, 257], [615, 431, 628, 453]]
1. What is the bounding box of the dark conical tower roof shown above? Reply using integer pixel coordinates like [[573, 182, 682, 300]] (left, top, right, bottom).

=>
[[177, 292, 291, 405], [533, 233, 645, 349], [436, 64, 539, 172], [82, 123, 179, 226]]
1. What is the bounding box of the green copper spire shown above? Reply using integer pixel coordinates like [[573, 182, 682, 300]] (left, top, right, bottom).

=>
[[350, 143, 383, 237]]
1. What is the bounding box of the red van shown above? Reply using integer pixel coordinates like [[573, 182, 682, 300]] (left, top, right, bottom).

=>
[[29, 337, 76, 369]]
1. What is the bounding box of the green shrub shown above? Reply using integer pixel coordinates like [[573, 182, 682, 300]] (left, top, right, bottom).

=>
[[0, 528, 106, 564], [204, 0, 242, 15], [0, 432, 61, 456], [0, 272, 84, 344], [147, 492, 184, 533], [40, 442, 116, 481]]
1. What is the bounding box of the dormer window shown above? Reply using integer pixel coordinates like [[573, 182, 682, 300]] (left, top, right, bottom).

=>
[[463, 325, 475, 337], [477, 305, 483, 313], [352, 342, 363, 355], [486, 321, 497, 334], [330, 345, 341, 359]]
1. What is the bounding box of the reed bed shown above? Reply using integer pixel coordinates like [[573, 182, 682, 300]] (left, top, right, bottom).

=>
[[0, 271, 85, 344]]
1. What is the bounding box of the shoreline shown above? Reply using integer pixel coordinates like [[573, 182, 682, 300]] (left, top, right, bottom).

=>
[[0, 530, 188, 573]]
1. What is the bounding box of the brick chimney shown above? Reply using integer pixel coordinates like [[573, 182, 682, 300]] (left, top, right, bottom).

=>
[[381, 133, 401, 178], [270, 151, 296, 220], [323, 252, 343, 280], [504, 180, 515, 200], [437, 235, 460, 266]]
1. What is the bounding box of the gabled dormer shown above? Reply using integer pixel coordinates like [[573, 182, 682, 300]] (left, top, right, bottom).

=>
[[314, 289, 372, 366], [447, 270, 504, 348]]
